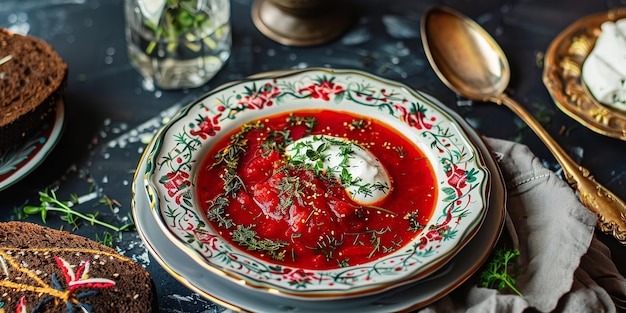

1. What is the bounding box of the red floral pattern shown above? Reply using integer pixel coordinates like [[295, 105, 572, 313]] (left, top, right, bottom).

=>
[[238, 83, 281, 109], [160, 171, 191, 205], [446, 164, 469, 196], [190, 114, 221, 139], [298, 79, 345, 101], [393, 103, 434, 130], [281, 268, 319, 288]]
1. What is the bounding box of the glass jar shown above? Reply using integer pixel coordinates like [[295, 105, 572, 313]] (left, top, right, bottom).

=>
[[124, 0, 231, 89]]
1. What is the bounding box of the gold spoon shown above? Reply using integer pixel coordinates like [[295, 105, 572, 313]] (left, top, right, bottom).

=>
[[420, 6, 626, 244]]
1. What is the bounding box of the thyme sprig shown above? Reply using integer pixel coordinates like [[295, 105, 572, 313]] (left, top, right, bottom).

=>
[[479, 248, 523, 296], [276, 175, 305, 212], [261, 129, 292, 154], [231, 225, 288, 260], [313, 234, 344, 261], [349, 119, 368, 130], [405, 211, 426, 232], [286, 114, 317, 134], [205, 196, 235, 228], [17, 189, 134, 232], [206, 122, 263, 227]]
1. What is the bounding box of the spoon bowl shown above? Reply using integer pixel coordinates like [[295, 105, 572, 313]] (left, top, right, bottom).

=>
[[420, 6, 626, 244], [422, 8, 509, 100]]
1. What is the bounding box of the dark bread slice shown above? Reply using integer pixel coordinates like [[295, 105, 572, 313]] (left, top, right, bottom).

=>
[[0, 29, 67, 154], [0, 221, 156, 312]]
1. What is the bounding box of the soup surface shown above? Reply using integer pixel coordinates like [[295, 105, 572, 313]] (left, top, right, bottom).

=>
[[197, 109, 437, 269]]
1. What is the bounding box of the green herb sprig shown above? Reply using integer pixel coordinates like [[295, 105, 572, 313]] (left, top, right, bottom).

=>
[[479, 248, 523, 296], [286, 114, 317, 134], [95, 231, 115, 248], [231, 225, 288, 261], [206, 122, 263, 228], [17, 189, 134, 232]]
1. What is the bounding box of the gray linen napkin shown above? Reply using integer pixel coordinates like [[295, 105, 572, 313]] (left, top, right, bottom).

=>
[[419, 137, 626, 313]]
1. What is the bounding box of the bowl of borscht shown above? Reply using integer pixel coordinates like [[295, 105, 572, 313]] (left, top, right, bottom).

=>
[[143, 68, 491, 299]]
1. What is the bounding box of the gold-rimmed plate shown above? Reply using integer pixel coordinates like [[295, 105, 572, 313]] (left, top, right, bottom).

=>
[[543, 8, 626, 141], [131, 86, 506, 312]]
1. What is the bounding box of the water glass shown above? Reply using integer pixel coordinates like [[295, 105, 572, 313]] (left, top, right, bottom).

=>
[[124, 0, 231, 89]]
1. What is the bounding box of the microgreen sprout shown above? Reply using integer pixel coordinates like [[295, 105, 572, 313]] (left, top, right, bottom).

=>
[[17, 189, 134, 232]]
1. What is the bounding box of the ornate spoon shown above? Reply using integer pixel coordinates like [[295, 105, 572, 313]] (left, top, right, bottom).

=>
[[420, 6, 626, 244]]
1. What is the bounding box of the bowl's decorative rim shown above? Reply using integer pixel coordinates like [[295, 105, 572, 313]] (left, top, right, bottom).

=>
[[543, 8, 626, 141], [144, 68, 490, 299]]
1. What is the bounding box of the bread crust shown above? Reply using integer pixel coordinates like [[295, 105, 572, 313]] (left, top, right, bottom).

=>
[[0, 29, 68, 153]]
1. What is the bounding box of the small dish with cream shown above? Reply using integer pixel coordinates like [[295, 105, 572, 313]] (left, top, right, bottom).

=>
[[543, 8, 626, 141]]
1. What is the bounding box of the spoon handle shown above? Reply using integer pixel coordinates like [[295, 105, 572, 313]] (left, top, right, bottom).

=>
[[495, 94, 626, 244]]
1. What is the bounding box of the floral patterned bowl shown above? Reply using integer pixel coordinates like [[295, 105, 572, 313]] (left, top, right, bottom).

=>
[[143, 68, 491, 299]]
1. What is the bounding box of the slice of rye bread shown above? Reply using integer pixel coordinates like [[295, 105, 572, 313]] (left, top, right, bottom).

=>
[[0, 29, 67, 154], [0, 221, 156, 313]]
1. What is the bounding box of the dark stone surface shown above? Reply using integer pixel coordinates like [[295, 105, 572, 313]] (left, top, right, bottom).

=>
[[0, 0, 624, 311]]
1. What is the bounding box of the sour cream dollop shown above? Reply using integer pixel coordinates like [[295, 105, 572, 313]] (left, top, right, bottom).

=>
[[284, 135, 391, 205], [582, 18, 626, 111]]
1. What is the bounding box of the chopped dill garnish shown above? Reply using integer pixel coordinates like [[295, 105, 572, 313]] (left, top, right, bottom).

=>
[[276, 175, 305, 212], [287, 114, 317, 134], [206, 196, 235, 228], [312, 234, 344, 261], [349, 119, 368, 130], [404, 211, 426, 232], [337, 258, 350, 267], [205, 122, 263, 228], [394, 146, 407, 158]]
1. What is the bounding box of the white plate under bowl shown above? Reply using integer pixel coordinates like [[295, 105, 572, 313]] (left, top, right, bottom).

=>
[[143, 68, 491, 299]]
